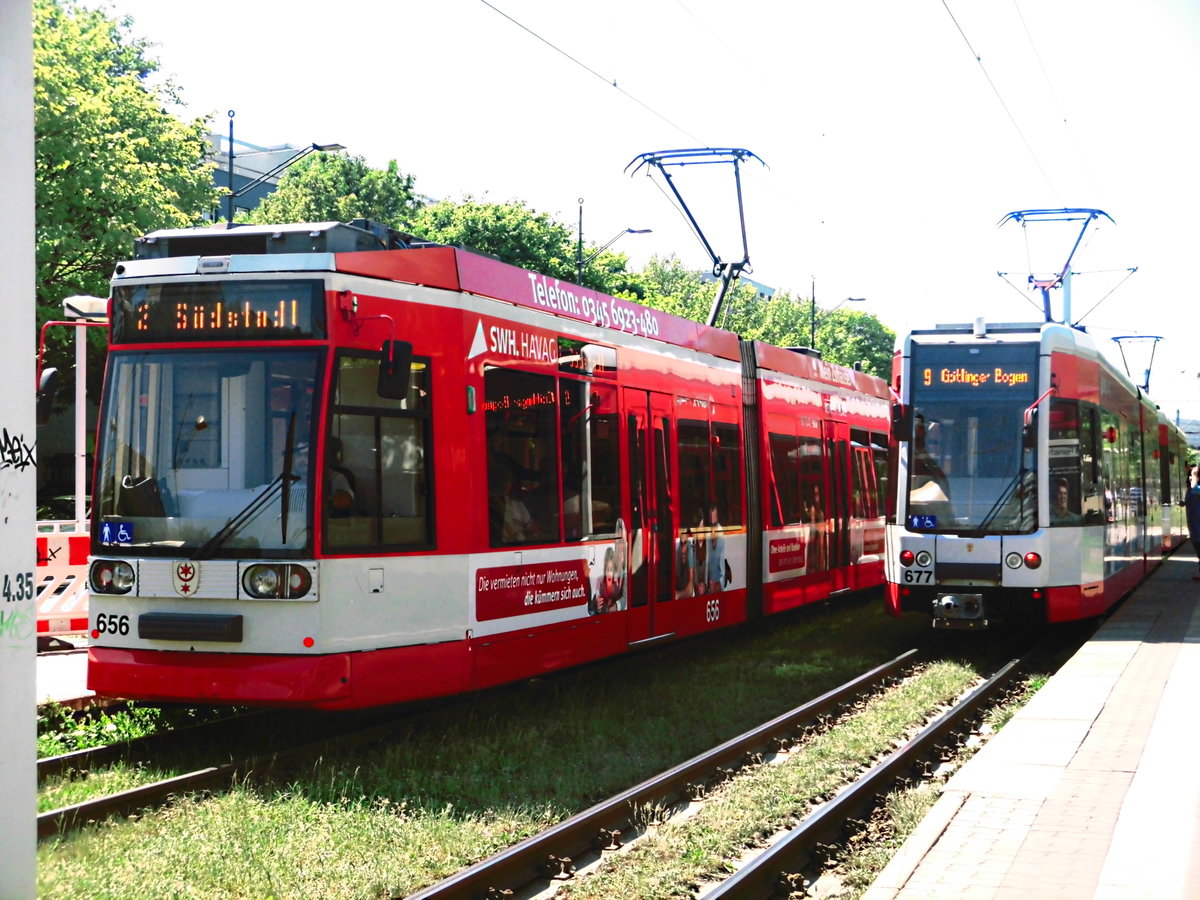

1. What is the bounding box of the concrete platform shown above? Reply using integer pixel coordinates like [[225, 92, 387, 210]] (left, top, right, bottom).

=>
[[36, 643, 94, 708], [865, 550, 1200, 899]]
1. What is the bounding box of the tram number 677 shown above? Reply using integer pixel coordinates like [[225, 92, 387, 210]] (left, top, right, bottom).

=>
[[94, 613, 131, 636], [903, 569, 933, 584]]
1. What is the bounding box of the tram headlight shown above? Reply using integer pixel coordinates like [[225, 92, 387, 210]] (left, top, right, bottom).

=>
[[1005, 552, 1024, 569], [242, 563, 313, 599], [245, 566, 280, 596], [90, 560, 134, 595], [915, 551, 933, 567]]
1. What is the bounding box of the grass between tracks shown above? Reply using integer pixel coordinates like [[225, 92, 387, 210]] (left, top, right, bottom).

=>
[[827, 670, 1050, 897], [38, 596, 951, 899], [37, 702, 216, 757], [552, 660, 978, 899]]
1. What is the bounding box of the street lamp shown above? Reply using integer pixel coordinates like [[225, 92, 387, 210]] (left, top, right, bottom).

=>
[[224, 110, 344, 225], [809, 285, 865, 351], [575, 199, 651, 286]]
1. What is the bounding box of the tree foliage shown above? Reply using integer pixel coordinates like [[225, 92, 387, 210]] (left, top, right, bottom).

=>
[[246, 153, 420, 228], [637, 257, 895, 376], [812, 308, 896, 377], [407, 197, 578, 282], [34, 0, 215, 330]]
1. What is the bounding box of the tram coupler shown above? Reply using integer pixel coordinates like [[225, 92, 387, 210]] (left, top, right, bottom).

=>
[[931, 592, 988, 630]]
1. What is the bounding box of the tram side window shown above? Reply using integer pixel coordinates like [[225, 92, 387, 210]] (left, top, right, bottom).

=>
[[678, 411, 743, 531], [559, 380, 622, 539], [798, 436, 826, 524], [872, 432, 888, 518], [768, 431, 802, 527], [1048, 397, 1083, 525], [678, 418, 711, 531], [851, 429, 873, 517], [1099, 408, 1134, 524], [485, 367, 560, 546], [1130, 418, 1146, 517], [712, 418, 743, 527], [326, 353, 432, 550], [1078, 403, 1104, 523]]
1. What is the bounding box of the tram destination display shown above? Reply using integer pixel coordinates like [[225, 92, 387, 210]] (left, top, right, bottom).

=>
[[113, 279, 326, 342]]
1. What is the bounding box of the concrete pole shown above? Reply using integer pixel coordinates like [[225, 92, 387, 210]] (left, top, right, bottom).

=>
[[75, 319, 87, 524], [0, 0, 38, 895]]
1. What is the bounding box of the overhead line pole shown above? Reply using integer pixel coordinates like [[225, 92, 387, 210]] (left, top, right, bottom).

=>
[[0, 2, 38, 893]]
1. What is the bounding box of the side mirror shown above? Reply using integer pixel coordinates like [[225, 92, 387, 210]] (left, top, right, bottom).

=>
[[890, 401, 911, 441], [377, 339, 413, 400], [37, 367, 60, 426], [1022, 407, 1038, 447]]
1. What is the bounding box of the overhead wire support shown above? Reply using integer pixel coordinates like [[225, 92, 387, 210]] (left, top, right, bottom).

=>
[[1071, 266, 1138, 326], [626, 148, 767, 327], [997, 207, 1114, 322], [1111, 334, 1162, 393]]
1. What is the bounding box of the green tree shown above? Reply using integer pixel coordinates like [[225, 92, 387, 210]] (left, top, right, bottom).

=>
[[638, 258, 895, 376], [408, 197, 577, 281], [638, 255, 762, 331], [407, 197, 643, 298], [811, 307, 896, 376], [35, 0, 215, 343], [246, 153, 420, 228]]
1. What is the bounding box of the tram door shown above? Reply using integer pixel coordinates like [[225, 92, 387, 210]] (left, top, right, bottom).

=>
[[824, 419, 853, 593], [624, 389, 675, 643]]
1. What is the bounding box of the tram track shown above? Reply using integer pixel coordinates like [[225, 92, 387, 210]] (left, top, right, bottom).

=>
[[702, 655, 1023, 899], [36, 599, 1065, 898], [38, 709, 271, 782], [405, 648, 925, 900], [401, 647, 1036, 900], [37, 707, 423, 839], [394, 609, 1062, 899]]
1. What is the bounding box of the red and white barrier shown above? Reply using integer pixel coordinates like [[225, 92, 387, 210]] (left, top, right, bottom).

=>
[[36, 525, 89, 637]]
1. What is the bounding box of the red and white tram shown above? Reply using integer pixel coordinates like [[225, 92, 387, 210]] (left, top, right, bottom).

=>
[[885, 318, 1189, 629], [86, 219, 890, 709]]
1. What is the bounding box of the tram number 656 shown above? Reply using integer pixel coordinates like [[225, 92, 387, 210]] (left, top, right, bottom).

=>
[[95, 613, 130, 636], [705, 597, 721, 623]]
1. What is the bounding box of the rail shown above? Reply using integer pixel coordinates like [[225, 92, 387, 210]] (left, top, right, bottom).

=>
[[406, 649, 919, 900]]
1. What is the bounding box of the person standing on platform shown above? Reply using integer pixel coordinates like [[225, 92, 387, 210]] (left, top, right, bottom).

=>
[[1186, 465, 1200, 580]]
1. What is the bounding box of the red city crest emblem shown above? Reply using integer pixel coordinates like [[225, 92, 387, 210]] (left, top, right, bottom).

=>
[[172, 560, 200, 596]]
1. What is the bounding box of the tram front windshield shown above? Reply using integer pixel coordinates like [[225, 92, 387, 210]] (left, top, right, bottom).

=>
[[905, 341, 1040, 534], [94, 348, 322, 557]]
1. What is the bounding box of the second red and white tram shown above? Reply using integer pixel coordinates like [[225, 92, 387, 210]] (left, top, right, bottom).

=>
[[86, 219, 890, 709], [886, 318, 1189, 628]]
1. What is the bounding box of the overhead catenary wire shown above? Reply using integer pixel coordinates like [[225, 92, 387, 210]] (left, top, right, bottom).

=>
[[478, 0, 707, 146], [1071, 266, 1139, 326], [939, 0, 1062, 201], [481, 0, 1107, 318], [1010, 0, 1099, 197]]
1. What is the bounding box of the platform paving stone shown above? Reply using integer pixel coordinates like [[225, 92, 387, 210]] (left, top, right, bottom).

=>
[[863, 553, 1200, 900]]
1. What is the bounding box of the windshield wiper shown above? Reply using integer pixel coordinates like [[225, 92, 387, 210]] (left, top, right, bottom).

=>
[[280, 412, 297, 543], [191, 473, 291, 560], [974, 466, 1035, 536]]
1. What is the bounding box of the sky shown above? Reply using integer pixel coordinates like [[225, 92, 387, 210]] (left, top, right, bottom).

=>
[[101, 0, 1200, 421]]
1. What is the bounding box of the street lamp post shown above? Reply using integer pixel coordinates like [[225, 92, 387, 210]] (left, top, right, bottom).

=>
[[810, 286, 865, 352], [224, 110, 345, 226], [575, 199, 651, 285]]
